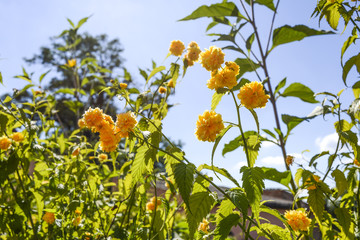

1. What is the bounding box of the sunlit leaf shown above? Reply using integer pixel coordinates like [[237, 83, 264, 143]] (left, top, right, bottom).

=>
[[281, 82, 318, 103], [174, 162, 195, 208], [261, 167, 292, 189], [331, 169, 347, 197], [213, 213, 241, 240], [271, 25, 334, 50]]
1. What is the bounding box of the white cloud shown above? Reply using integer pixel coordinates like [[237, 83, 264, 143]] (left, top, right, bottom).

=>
[[260, 156, 284, 165], [262, 140, 276, 148], [315, 133, 338, 152]]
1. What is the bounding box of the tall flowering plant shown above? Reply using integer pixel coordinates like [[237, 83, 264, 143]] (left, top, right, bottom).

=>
[[1, 0, 360, 239]]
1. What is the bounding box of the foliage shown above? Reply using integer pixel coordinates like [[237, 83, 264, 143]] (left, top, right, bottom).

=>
[[1, 0, 360, 239]]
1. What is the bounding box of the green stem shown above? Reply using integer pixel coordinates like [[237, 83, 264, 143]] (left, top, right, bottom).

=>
[[230, 90, 251, 167]]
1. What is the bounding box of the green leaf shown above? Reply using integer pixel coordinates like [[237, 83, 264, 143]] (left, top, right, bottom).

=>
[[227, 188, 249, 215], [241, 166, 264, 220], [271, 25, 334, 50], [261, 167, 292, 189], [0, 152, 20, 185], [323, 3, 341, 30], [274, 78, 287, 95], [211, 91, 225, 110], [308, 188, 325, 221], [281, 82, 318, 103], [234, 58, 261, 78], [164, 147, 184, 176], [174, 162, 195, 208], [334, 208, 353, 239], [39, 70, 51, 83], [198, 164, 239, 187], [180, 2, 243, 21], [0, 114, 8, 135], [215, 199, 236, 224], [0, 72, 3, 85], [131, 145, 149, 186], [213, 213, 241, 240], [211, 125, 232, 169], [341, 29, 357, 63], [331, 169, 348, 196], [76, 16, 90, 29], [185, 191, 215, 238], [170, 63, 180, 84], [245, 0, 275, 11], [147, 66, 165, 85], [342, 54, 359, 86], [281, 114, 307, 136], [246, 33, 255, 53], [309, 151, 329, 166], [255, 223, 292, 240]]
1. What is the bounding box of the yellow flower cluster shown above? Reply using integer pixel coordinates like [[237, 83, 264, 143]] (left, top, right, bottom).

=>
[[200, 46, 225, 72], [146, 196, 162, 211], [79, 107, 137, 152], [198, 219, 210, 233], [0, 136, 12, 150], [185, 41, 201, 66], [284, 210, 311, 231], [237, 82, 270, 109], [10, 132, 24, 142], [120, 83, 127, 89], [42, 212, 55, 225], [207, 61, 240, 90], [305, 174, 321, 190], [73, 209, 81, 226], [169, 40, 185, 57], [158, 86, 167, 94], [195, 110, 224, 142], [98, 153, 108, 163]]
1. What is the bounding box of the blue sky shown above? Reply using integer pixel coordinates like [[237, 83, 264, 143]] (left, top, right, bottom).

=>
[[0, 0, 357, 188]]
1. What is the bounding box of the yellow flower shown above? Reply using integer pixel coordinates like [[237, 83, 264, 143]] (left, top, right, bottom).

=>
[[198, 219, 210, 233], [185, 41, 201, 62], [66, 59, 76, 68], [286, 155, 294, 166], [75, 209, 81, 215], [146, 202, 156, 211], [169, 40, 185, 57], [120, 83, 127, 89], [99, 122, 121, 152], [151, 197, 162, 206], [195, 110, 224, 142], [305, 175, 321, 190], [0, 136, 11, 150], [72, 148, 80, 156], [237, 82, 270, 109], [159, 86, 167, 94], [354, 159, 360, 167], [207, 61, 240, 90], [10, 132, 24, 142], [167, 79, 175, 88], [42, 212, 55, 225], [78, 118, 86, 129], [83, 107, 104, 131], [284, 209, 311, 232], [115, 112, 137, 138], [84, 232, 92, 240], [73, 216, 81, 226], [200, 46, 225, 72], [98, 153, 108, 162], [34, 90, 43, 96]]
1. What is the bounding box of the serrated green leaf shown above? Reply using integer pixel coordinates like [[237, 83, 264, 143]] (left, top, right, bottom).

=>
[[241, 166, 264, 220], [146, 66, 165, 85], [308, 188, 325, 221], [185, 191, 215, 239], [255, 223, 292, 240], [234, 58, 260, 77], [334, 208, 353, 239], [261, 167, 292, 189], [215, 199, 236, 224], [198, 164, 239, 187], [227, 188, 249, 215], [341, 30, 357, 63], [309, 151, 329, 166], [323, 3, 341, 30], [281, 114, 307, 135], [342, 54, 359, 86], [213, 213, 240, 240], [211, 91, 225, 110], [331, 169, 348, 196], [0, 114, 8, 135], [334, 119, 352, 133], [0, 152, 20, 185], [170, 63, 180, 84], [246, 33, 255, 53], [281, 82, 318, 103], [245, 0, 275, 11], [272, 25, 334, 50], [131, 145, 149, 186], [180, 2, 243, 21], [174, 162, 195, 209], [164, 147, 184, 176], [274, 78, 287, 95]]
